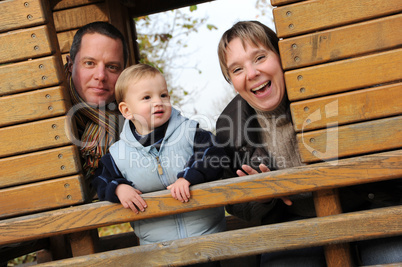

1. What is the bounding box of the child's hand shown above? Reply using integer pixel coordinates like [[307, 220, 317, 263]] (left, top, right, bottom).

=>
[[167, 178, 191, 203], [115, 184, 147, 213]]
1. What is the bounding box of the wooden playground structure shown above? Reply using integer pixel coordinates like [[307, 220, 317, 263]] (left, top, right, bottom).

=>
[[0, 0, 401, 266]]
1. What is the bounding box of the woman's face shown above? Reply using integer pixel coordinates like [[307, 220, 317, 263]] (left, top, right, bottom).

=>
[[226, 37, 285, 111]]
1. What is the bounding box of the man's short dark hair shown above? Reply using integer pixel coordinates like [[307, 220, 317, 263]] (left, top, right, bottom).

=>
[[69, 21, 129, 67]]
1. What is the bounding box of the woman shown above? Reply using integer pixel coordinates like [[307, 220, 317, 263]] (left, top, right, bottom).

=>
[[215, 21, 402, 266]]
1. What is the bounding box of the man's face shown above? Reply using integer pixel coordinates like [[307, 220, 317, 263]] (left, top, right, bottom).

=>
[[68, 33, 125, 106]]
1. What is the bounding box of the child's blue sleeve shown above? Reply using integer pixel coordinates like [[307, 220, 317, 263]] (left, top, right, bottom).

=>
[[177, 128, 227, 185], [92, 153, 133, 203]]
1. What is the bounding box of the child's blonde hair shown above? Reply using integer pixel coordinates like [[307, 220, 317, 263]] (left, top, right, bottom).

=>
[[115, 63, 162, 103]]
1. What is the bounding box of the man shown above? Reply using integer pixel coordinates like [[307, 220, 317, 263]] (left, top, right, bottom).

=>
[[65, 21, 129, 199]]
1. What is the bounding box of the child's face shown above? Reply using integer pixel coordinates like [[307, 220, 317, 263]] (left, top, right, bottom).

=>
[[119, 73, 172, 135], [226, 37, 285, 112]]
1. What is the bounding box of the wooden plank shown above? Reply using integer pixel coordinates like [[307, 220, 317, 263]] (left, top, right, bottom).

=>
[[97, 231, 139, 252], [0, 56, 64, 96], [0, 0, 47, 33], [0, 146, 81, 188], [290, 83, 402, 132], [285, 48, 402, 101], [273, 0, 402, 38], [68, 230, 98, 257], [297, 116, 402, 163], [50, 0, 104, 11], [0, 116, 73, 158], [279, 13, 402, 70], [0, 86, 71, 127], [0, 175, 85, 219], [53, 3, 108, 32], [35, 206, 402, 266], [0, 150, 400, 245], [0, 25, 57, 64], [105, 0, 137, 65], [128, 0, 217, 17], [313, 189, 353, 267], [62, 53, 69, 65], [271, 0, 303, 6], [57, 29, 78, 53]]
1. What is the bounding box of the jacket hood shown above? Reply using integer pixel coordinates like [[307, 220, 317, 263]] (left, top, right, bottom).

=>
[[119, 108, 188, 152]]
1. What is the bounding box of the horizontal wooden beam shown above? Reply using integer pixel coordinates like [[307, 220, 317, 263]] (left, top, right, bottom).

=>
[[0, 25, 57, 64], [271, 0, 302, 7], [290, 83, 402, 132], [0, 150, 401, 245], [0, 56, 64, 96], [52, 3, 108, 32], [297, 116, 402, 162], [0, 0, 47, 33], [0, 86, 70, 127], [285, 48, 402, 101], [273, 0, 402, 38], [128, 0, 216, 17], [279, 13, 402, 70], [0, 146, 81, 188], [37, 206, 402, 266], [0, 116, 74, 158], [0, 175, 85, 219], [50, 0, 103, 11]]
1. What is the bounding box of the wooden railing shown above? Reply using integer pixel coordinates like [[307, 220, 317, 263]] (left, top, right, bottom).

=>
[[0, 150, 401, 266]]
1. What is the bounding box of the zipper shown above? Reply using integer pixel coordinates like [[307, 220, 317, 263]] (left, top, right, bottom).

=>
[[156, 156, 163, 175]]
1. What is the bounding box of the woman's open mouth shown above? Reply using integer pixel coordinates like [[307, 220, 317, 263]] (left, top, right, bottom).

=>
[[251, 81, 271, 95]]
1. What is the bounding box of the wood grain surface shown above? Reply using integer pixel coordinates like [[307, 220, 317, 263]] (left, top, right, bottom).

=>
[[0, 150, 400, 245]]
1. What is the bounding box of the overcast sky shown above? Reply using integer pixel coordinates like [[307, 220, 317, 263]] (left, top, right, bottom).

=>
[[148, 0, 275, 130]]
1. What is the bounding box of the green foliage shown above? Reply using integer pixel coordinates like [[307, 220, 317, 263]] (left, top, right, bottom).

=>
[[8, 253, 36, 266], [135, 6, 217, 106], [98, 222, 133, 237]]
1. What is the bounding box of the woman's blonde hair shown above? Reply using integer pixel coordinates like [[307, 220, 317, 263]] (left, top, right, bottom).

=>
[[115, 63, 162, 103], [217, 21, 279, 83]]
